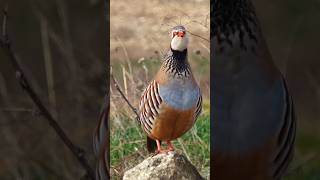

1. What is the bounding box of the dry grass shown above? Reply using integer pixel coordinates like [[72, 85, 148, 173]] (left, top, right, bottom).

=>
[[110, 0, 210, 107], [110, 0, 210, 61], [0, 1, 106, 179]]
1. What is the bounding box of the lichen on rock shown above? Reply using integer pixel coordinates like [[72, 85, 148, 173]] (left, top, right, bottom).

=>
[[123, 152, 205, 180]]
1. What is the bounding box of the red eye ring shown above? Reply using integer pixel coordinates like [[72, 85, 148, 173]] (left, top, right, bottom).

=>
[[172, 31, 185, 37], [177, 31, 185, 37]]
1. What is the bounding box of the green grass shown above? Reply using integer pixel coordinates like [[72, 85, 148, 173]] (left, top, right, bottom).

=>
[[110, 49, 210, 179], [284, 129, 320, 180], [111, 55, 319, 180], [110, 101, 210, 179]]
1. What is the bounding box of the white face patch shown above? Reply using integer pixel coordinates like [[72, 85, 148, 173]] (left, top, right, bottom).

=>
[[171, 34, 188, 51]]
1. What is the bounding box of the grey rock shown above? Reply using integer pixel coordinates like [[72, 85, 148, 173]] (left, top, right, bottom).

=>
[[123, 152, 205, 180]]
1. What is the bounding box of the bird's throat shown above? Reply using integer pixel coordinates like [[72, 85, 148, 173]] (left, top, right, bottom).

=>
[[161, 49, 191, 78]]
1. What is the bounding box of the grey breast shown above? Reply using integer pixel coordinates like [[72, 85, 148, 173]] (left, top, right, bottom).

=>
[[212, 30, 286, 154], [159, 78, 200, 111]]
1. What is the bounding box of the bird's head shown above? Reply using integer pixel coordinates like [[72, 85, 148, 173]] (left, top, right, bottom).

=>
[[170, 25, 188, 52]]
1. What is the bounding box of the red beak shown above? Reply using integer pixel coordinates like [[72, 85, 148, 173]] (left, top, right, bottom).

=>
[[177, 31, 185, 37]]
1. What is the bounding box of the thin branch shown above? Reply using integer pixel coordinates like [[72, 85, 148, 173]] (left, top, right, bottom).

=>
[[110, 72, 140, 122], [160, 13, 210, 43], [187, 30, 210, 43], [160, 21, 209, 43], [0, 10, 95, 180]]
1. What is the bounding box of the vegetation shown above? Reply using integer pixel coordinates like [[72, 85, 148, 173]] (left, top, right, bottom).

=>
[[110, 100, 210, 179]]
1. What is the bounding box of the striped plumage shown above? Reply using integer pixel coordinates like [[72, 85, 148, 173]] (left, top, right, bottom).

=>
[[139, 80, 162, 135], [212, 0, 296, 179], [139, 26, 202, 153], [93, 95, 109, 180]]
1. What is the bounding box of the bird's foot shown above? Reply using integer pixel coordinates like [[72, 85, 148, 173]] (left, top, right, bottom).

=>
[[152, 140, 174, 156], [153, 148, 174, 156], [166, 141, 174, 152]]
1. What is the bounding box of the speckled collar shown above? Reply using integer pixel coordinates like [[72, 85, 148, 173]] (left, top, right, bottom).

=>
[[211, 0, 259, 50]]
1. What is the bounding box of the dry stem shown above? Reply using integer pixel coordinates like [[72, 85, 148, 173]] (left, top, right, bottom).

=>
[[0, 9, 95, 180]]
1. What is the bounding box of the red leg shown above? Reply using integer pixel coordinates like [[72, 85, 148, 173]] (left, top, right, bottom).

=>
[[156, 140, 162, 152], [166, 141, 174, 151], [154, 140, 166, 154], [154, 140, 174, 155]]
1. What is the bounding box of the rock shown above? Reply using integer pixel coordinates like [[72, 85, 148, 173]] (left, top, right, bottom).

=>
[[123, 152, 205, 180]]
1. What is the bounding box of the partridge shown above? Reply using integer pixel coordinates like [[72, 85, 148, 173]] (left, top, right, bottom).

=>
[[212, 0, 296, 180], [139, 26, 202, 153]]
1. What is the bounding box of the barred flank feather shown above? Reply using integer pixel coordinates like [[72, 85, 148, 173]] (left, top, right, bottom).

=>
[[139, 80, 162, 135], [195, 94, 202, 120], [93, 95, 109, 180], [272, 79, 296, 180]]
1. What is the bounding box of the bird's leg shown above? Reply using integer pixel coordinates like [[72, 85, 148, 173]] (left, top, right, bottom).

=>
[[154, 140, 174, 155], [166, 140, 174, 151], [154, 140, 166, 154]]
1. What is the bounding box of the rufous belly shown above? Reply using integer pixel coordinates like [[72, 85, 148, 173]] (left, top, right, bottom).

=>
[[212, 138, 276, 180], [149, 103, 196, 141]]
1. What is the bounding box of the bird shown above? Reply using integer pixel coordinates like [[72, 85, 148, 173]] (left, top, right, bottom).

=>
[[139, 25, 202, 154], [212, 0, 296, 180], [93, 94, 110, 180]]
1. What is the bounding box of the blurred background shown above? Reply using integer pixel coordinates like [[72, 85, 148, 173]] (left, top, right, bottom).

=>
[[109, 0, 210, 179], [0, 0, 318, 179], [0, 0, 106, 179], [253, 0, 320, 179]]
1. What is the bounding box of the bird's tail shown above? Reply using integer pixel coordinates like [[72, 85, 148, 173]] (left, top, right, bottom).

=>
[[147, 136, 159, 153]]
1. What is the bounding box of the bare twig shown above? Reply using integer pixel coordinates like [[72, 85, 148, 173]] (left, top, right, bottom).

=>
[[187, 30, 210, 42], [161, 13, 210, 43], [161, 22, 209, 42], [110, 72, 140, 122], [0, 10, 95, 180], [40, 16, 58, 119], [116, 36, 132, 74]]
